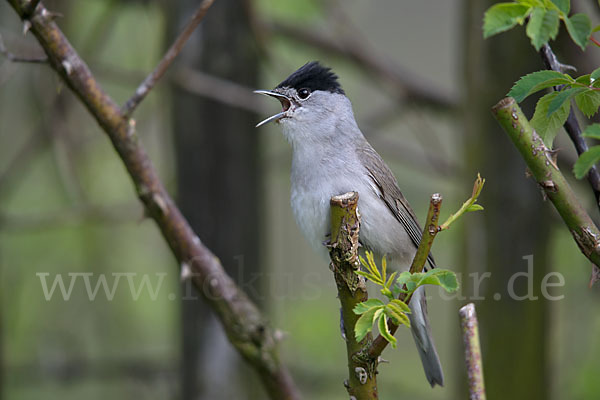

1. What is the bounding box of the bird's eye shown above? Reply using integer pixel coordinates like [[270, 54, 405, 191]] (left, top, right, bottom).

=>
[[298, 88, 311, 99]]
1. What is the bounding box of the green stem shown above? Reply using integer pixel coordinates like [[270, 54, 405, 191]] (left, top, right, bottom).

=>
[[492, 97, 600, 267]]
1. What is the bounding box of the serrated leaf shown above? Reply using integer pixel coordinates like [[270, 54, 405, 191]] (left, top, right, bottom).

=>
[[582, 123, 600, 139], [354, 306, 379, 342], [508, 70, 571, 102], [416, 269, 459, 293], [483, 3, 531, 38], [378, 314, 396, 348], [550, 0, 569, 14], [385, 304, 411, 327], [575, 90, 600, 117], [564, 13, 592, 50], [526, 8, 560, 50], [574, 146, 600, 179], [548, 86, 585, 116], [466, 204, 484, 212], [575, 74, 591, 85], [353, 298, 385, 315], [531, 91, 571, 145], [390, 299, 411, 313], [591, 68, 600, 82]]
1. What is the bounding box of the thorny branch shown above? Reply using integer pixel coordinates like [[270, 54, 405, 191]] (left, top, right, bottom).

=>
[[540, 43, 600, 211], [492, 97, 600, 270], [4, 1, 300, 399], [121, 0, 215, 117]]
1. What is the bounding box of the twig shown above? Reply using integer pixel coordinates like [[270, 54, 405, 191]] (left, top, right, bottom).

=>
[[4, 2, 300, 399], [492, 97, 600, 268], [367, 193, 443, 359], [459, 303, 486, 400], [264, 20, 457, 111], [328, 192, 378, 400], [120, 0, 215, 117], [540, 43, 600, 210], [0, 33, 47, 63], [172, 66, 265, 114]]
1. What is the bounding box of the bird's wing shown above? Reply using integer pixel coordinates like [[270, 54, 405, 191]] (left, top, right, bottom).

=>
[[356, 144, 436, 270]]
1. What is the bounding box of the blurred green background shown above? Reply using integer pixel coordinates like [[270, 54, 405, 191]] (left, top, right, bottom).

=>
[[1, 0, 600, 399]]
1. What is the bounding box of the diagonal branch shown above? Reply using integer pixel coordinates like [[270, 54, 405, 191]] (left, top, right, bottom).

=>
[[492, 97, 600, 269], [4, 2, 300, 399], [120, 0, 215, 117], [540, 43, 600, 211], [367, 193, 442, 359]]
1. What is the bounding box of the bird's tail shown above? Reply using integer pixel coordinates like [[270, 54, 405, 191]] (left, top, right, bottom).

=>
[[408, 286, 444, 387]]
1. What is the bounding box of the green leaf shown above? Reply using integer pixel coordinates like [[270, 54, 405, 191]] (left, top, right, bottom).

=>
[[466, 204, 484, 212], [385, 304, 411, 327], [508, 70, 572, 102], [354, 306, 380, 342], [575, 74, 591, 86], [526, 8, 560, 50], [416, 269, 459, 293], [483, 3, 531, 38], [582, 123, 600, 139], [550, 0, 569, 14], [385, 271, 398, 287], [354, 270, 381, 284], [530, 91, 571, 145], [353, 298, 385, 314], [378, 314, 396, 348], [548, 86, 585, 116], [575, 90, 600, 117], [574, 146, 600, 179], [591, 68, 600, 82], [390, 299, 411, 313], [564, 13, 592, 50]]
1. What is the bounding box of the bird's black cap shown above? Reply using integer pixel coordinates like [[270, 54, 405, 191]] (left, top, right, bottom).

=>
[[276, 61, 345, 95]]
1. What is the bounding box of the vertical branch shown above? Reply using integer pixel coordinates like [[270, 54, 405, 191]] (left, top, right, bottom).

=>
[[459, 303, 486, 400], [329, 192, 378, 400]]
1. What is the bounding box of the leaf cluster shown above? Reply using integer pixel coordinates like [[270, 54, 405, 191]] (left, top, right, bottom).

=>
[[483, 0, 592, 50], [353, 252, 459, 347], [507, 70, 600, 177]]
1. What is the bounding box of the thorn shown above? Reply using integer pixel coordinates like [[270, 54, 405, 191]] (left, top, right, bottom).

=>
[[61, 60, 72, 75], [377, 356, 389, 364], [22, 20, 32, 35], [180, 262, 192, 282]]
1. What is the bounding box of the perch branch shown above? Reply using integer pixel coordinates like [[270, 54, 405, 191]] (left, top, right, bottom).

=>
[[540, 43, 600, 210], [120, 0, 215, 117], [367, 193, 443, 359], [4, 2, 300, 399], [328, 192, 378, 400], [459, 303, 486, 400], [492, 97, 600, 268]]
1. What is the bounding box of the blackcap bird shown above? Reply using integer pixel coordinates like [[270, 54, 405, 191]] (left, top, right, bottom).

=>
[[255, 61, 444, 387]]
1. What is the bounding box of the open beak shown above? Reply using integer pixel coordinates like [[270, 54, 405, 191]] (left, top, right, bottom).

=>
[[254, 90, 292, 127]]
